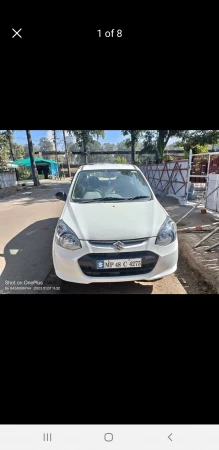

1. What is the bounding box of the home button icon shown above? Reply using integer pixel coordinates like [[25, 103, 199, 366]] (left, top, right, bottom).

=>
[[104, 433, 113, 442]]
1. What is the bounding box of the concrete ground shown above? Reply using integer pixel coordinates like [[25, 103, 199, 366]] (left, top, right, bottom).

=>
[[161, 196, 219, 294], [0, 180, 186, 295]]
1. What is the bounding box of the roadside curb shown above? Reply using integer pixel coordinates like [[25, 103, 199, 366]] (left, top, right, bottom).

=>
[[178, 236, 219, 294]]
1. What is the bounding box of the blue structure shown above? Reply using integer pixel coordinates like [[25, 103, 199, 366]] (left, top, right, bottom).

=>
[[12, 157, 60, 177]]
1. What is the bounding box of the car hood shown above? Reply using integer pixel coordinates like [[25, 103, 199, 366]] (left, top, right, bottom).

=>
[[61, 199, 168, 240]]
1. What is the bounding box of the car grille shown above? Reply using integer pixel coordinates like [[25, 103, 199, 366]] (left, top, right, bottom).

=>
[[89, 238, 147, 248], [78, 251, 159, 277]]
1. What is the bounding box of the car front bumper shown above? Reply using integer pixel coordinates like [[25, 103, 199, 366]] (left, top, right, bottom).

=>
[[52, 236, 178, 284]]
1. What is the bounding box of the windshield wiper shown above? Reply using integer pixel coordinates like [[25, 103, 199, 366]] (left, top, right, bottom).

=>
[[79, 197, 126, 203], [128, 195, 151, 202]]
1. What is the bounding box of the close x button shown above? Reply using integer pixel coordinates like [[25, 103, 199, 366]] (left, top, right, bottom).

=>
[[12, 28, 22, 38]]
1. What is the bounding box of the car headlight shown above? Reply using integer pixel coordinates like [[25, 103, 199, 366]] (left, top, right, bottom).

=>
[[155, 216, 177, 246], [55, 220, 81, 250]]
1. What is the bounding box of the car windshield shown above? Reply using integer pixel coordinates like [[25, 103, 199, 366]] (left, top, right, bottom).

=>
[[71, 169, 152, 202]]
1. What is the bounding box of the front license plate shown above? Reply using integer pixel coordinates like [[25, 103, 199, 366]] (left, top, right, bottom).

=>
[[96, 258, 142, 269]]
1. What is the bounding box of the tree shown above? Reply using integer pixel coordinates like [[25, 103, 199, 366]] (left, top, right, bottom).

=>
[[121, 130, 145, 163], [116, 140, 133, 163], [103, 143, 117, 153], [141, 130, 186, 163], [156, 130, 187, 162], [139, 131, 157, 162], [87, 140, 116, 163], [67, 130, 105, 163], [0, 133, 10, 169], [0, 130, 16, 161], [69, 142, 84, 165], [38, 137, 54, 159], [17, 166, 31, 180], [26, 130, 40, 186], [23, 143, 39, 158], [114, 156, 127, 164], [63, 130, 71, 177], [12, 143, 25, 160], [176, 130, 219, 157], [163, 155, 174, 162]]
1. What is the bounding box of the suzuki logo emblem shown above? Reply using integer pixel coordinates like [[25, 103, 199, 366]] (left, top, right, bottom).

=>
[[113, 241, 124, 251]]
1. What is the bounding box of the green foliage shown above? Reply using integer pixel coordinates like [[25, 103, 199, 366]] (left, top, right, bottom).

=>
[[177, 131, 219, 157], [103, 143, 117, 152], [0, 133, 10, 169], [114, 156, 127, 164], [139, 131, 158, 163], [88, 140, 114, 163], [13, 143, 25, 160], [183, 143, 209, 157], [38, 138, 54, 160], [67, 130, 105, 153], [87, 140, 102, 152], [140, 130, 186, 163], [18, 166, 31, 180], [121, 130, 145, 162], [164, 155, 174, 162], [116, 140, 132, 163], [121, 130, 145, 144], [23, 143, 39, 159]]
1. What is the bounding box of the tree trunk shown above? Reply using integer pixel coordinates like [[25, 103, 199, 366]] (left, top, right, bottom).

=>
[[26, 130, 40, 186], [131, 133, 135, 163], [7, 130, 19, 181], [157, 132, 166, 163], [82, 131, 88, 164], [63, 131, 71, 177], [53, 130, 58, 164]]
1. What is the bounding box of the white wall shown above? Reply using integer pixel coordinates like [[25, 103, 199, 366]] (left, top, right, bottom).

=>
[[206, 174, 219, 212], [139, 160, 189, 198], [0, 170, 17, 188]]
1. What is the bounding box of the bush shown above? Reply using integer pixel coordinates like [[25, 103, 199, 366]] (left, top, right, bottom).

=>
[[164, 155, 173, 162], [114, 156, 127, 164], [18, 166, 32, 180]]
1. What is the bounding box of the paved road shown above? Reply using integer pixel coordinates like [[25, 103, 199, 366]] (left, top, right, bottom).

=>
[[0, 181, 186, 295]]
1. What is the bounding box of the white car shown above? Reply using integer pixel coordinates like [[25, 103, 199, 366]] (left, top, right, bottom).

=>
[[52, 164, 178, 285]]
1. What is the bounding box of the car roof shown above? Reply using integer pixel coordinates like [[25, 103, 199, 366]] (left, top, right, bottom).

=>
[[79, 164, 137, 171]]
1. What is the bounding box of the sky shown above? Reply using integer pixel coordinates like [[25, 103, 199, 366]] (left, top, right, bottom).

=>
[[1, 130, 177, 150], [8, 130, 128, 147]]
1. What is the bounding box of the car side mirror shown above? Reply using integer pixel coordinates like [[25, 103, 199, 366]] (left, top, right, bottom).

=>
[[55, 191, 67, 201]]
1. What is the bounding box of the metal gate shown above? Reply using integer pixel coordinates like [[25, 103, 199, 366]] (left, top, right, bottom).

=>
[[187, 150, 219, 204]]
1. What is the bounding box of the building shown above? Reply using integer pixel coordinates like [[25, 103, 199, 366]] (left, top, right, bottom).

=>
[[164, 146, 185, 159]]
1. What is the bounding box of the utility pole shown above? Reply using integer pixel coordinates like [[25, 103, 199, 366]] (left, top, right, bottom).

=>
[[63, 130, 71, 177]]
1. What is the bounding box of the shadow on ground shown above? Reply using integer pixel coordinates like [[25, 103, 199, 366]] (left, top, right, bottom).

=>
[[0, 182, 70, 205], [44, 267, 154, 295], [0, 218, 59, 294], [0, 216, 154, 295]]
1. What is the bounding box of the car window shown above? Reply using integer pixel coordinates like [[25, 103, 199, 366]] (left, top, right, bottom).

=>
[[71, 170, 152, 202]]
